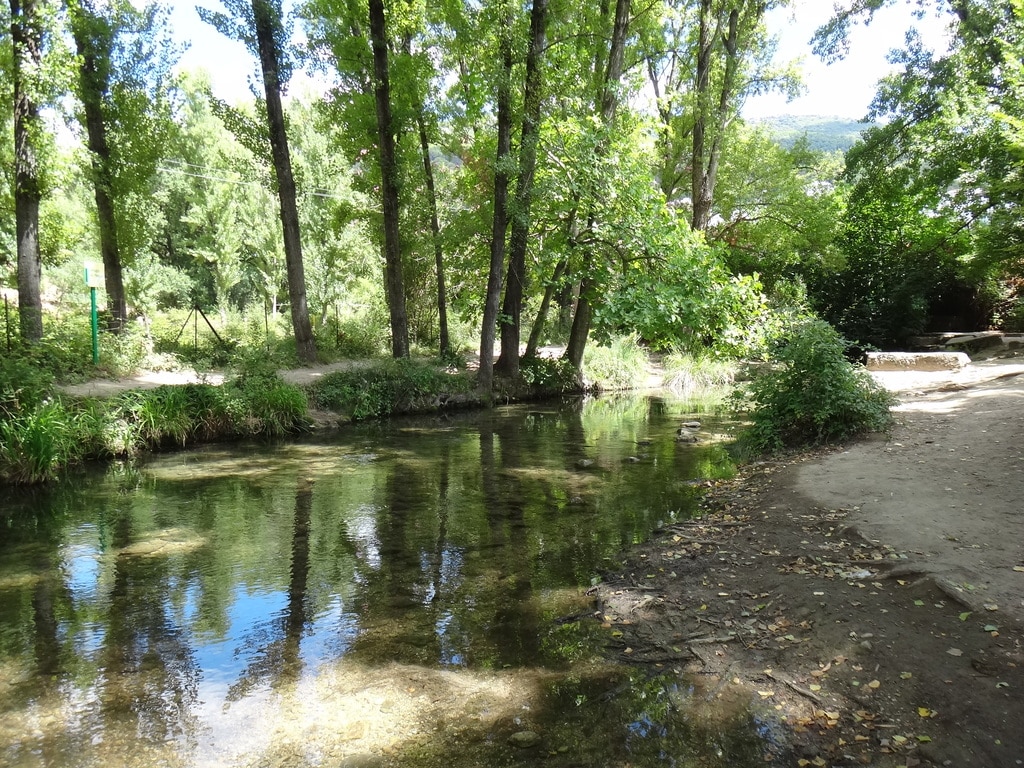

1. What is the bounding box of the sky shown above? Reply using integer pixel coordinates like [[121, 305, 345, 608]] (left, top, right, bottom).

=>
[[169, 0, 953, 120], [743, 0, 954, 119]]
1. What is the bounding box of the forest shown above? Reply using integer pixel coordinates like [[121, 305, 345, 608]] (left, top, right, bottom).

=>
[[2, 1, 1023, 465]]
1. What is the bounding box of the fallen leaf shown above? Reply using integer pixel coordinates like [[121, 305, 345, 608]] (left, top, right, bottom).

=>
[[758, 690, 775, 698], [892, 734, 908, 745], [809, 684, 822, 692], [917, 735, 932, 743], [959, 611, 972, 621], [918, 707, 936, 718], [1013, 566, 1024, 572], [947, 648, 963, 657], [914, 599, 925, 606], [984, 624, 999, 632], [867, 680, 881, 689], [985, 603, 999, 611], [900, 672, 913, 679], [996, 682, 1009, 689]]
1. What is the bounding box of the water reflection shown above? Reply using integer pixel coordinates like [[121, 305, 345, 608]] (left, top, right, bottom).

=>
[[0, 395, 777, 767]]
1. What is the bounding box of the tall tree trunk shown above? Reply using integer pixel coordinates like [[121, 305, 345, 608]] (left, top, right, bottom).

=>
[[368, 0, 410, 358], [565, 0, 631, 370], [496, 0, 549, 378], [72, 3, 129, 333], [10, 0, 44, 344], [417, 114, 450, 358], [477, 12, 515, 395], [252, 0, 318, 363]]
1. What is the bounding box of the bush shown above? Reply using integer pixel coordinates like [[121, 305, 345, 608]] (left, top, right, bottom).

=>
[[518, 355, 581, 393], [582, 336, 650, 391], [733, 319, 896, 455], [0, 400, 82, 484], [309, 360, 470, 419]]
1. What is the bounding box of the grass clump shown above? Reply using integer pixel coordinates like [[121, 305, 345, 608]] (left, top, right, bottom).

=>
[[309, 359, 471, 420], [0, 351, 310, 485], [661, 352, 738, 401], [733, 319, 896, 455], [582, 335, 650, 391]]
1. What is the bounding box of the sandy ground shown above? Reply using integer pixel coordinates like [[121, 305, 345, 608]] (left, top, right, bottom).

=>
[[597, 356, 1024, 767]]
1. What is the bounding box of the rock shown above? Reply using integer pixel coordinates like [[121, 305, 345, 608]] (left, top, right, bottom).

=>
[[576, 459, 595, 469], [864, 351, 970, 372], [675, 433, 698, 443], [680, 421, 701, 429], [508, 730, 541, 749], [338, 755, 383, 768], [942, 331, 1005, 355], [624, 456, 641, 463]]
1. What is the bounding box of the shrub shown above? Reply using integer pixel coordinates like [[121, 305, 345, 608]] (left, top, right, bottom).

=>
[[733, 319, 896, 455], [518, 355, 581, 393], [309, 360, 470, 419], [582, 336, 650, 391], [0, 400, 82, 484]]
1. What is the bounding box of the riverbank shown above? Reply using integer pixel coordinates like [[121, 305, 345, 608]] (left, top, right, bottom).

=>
[[595, 357, 1024, 767]]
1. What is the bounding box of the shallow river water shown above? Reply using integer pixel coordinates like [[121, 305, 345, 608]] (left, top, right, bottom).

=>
[[0, 394, 778, 767]]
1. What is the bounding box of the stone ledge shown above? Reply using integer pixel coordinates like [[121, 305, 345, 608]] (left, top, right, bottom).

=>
[[865, 351, 970, 372]]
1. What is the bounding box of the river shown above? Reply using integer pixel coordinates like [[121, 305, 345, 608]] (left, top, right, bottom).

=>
[[0, 394, 779, 767]]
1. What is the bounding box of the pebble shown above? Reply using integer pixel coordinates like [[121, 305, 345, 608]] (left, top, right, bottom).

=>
[[508, 731, 541, 749]]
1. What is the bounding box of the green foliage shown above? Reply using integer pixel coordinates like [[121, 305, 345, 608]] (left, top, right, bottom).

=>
[[518, 355, 581, 393], [661, 353, 738, 401], [0, 350, 309, 483], [733, 319, 896, 455], [309, 360, 470, 420], [0, 400, 81, 485], [0, 356, 55, 415], [582, 336, 650, 391]]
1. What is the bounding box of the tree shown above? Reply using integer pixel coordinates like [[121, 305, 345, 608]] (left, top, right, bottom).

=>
[[477, 0, 516, 393], [691, 0, 781, 231], [9, 0, 47, 343], [69, 0, 175, 334], [200, 0, 318, 363], [564, 0, 632, 371], [808, 1, 1023, 343], [368, 0, 410, 358], [494, 0, 549, 379]]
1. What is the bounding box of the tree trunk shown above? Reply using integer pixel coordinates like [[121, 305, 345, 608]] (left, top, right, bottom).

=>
[[10, 0, 45, 346], [496, 0, 549, 378], [368, 0, 410, 358], [565, 275, 594, 370], [477, 13, 515, 395], [10, 0, 44, 345], [691, 4, 745, 231], [72, 3, 129, 333], [252, 0, 318, 363], [417, 114, 450, 358]]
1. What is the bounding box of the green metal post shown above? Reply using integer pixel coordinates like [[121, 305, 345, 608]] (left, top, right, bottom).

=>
[[90, 287, 99, 365]]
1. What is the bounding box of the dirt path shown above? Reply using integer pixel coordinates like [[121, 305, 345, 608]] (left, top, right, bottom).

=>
[[596, 358, 1024, 768]]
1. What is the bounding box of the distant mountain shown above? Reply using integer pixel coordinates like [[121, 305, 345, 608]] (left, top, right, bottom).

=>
[[752, 115, 877, 153]]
